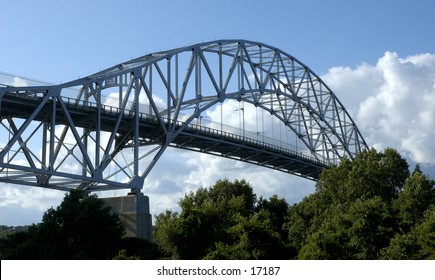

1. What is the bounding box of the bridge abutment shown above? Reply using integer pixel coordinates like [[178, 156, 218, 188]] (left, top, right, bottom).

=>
[[102, 193, 152, 240]]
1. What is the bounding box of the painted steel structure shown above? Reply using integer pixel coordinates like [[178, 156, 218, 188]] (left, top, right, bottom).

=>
[[0, 40, 367, 192]]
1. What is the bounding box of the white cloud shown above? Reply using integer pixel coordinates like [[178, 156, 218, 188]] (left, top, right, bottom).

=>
[[11, 77, 28, 87], [0, 185, 65, 225], [0, 186, 63, 210], [323, 51, 435, 165], [322, 63, 384, 113]]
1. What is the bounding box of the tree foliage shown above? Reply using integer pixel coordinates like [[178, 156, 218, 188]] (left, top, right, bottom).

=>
[[154, 179, 291, 259], [394, 170, 435, 230], [0, 190, 163, 260], [1, 190, 124, 259], [153, 148, 435, 260], [381, 207, 435, 259], [287, 148, 435, 259]]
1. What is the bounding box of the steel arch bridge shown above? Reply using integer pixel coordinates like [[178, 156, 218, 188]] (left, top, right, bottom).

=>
[[0, 40, 367, 193]]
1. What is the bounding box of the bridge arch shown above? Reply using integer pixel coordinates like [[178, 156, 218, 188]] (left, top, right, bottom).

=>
[[71, 40, 367, 162], [0, 40, 367, 191]]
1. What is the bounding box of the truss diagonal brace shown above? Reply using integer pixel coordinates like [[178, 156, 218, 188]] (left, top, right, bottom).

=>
[[0, 95, 48, 161], [56, 96, 95, 174]]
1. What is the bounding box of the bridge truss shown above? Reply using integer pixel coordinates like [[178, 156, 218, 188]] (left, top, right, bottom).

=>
[[0, 40, 367, 192]]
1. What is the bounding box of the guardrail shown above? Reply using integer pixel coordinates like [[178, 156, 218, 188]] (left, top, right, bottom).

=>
[[2, 92, 330, 167]]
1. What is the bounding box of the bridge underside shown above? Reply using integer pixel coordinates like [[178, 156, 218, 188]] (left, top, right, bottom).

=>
[[173, 126, 325, 179]]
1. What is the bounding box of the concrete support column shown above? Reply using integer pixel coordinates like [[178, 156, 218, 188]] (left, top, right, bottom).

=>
[[102, 193, 152, 240]]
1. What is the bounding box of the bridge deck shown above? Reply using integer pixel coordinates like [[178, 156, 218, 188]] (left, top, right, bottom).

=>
[[1, 92, 326, 180]]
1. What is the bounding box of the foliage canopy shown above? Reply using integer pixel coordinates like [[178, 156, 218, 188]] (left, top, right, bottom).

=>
[[0, 190, 162, 259], [154, 148, 435, 259]]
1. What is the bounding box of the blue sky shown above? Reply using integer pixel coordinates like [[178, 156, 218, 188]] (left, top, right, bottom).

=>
[[2, 0, 434, 81], [1, 0, 435, 225]]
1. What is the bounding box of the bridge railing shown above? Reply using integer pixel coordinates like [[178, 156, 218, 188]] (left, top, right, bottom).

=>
[[60, 96, 327, 166], [2, 92, 329, 166], [181, 120, 326, 166]]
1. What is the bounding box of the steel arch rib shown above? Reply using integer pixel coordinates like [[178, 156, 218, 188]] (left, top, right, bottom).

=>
[[133, 40, 367, 161], [66, 39, 367, 160]]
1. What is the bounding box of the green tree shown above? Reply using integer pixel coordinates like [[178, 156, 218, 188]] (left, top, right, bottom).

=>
[[152, 147, 434, 260], [205, 209, 283, 259], [256, 195, 289, 239], [381, 207, 435, 259], [284, 193, 326, 258], [393, 170, 435, 231], [317, 148, 409, 205], [152, 210, 181, 258], [288, 148, 412, 259], [298, 197, 395, 259], [117, 237, 162, 260], [297, 218, 345, 260], [153, 179, 290, 259], [1, 190, 125, 259], [343, 197, 396, 259], [154, 179, 258, 259]]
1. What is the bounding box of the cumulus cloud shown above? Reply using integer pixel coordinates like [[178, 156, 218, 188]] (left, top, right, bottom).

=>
[[0, 186, 65, 225], [11, 77, 29, 87], [0, 73, 29, 87], [323, 51, 435, 165], [322, 63, 384, 113]]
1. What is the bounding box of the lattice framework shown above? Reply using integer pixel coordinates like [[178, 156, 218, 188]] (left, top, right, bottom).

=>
[[0, 40, 367, 191]]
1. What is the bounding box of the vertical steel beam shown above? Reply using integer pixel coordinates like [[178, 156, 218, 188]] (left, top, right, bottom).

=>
[[42, 122, 47, 169], [95, 85, 101, 170], [219, 43, 223, 94], [49, 95, 56, 171], [134, 73, 140, 177]]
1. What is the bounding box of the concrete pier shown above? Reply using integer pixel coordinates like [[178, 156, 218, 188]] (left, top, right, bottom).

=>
[[102, 193, 152, 240]]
